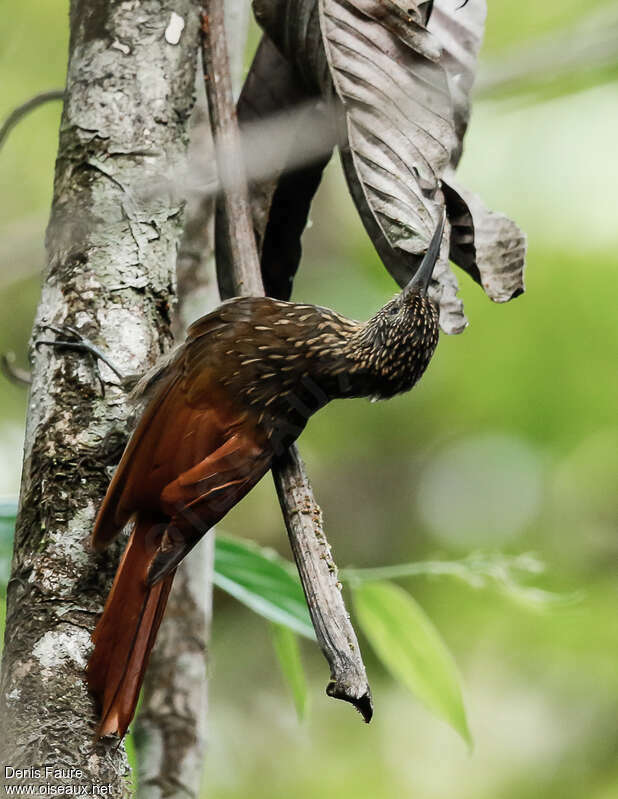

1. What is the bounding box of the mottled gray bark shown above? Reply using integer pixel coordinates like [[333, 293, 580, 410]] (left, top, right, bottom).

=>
[[0, 0, 200, 793], [133, 5, 252, 796]]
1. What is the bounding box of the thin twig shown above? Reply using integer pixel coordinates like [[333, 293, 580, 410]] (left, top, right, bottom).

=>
[[0, 90, 64, 152], [0, 352, 31, 386], [200, 0, 372, 720], [201, 7, 263, 297], [476, 5, 618, 99]]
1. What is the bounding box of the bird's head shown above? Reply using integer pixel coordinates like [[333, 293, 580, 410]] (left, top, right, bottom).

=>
[[374, 208, 444, 331], [356, 210, 444, 398]]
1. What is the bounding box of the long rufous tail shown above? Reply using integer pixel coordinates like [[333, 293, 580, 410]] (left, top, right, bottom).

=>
[[86, 515, 174, 739]]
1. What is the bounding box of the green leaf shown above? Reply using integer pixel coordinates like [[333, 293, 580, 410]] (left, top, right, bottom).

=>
[[271, 623, 309, 720], [353, 581, 471, 746], [124, 732, 139, 796], [214, 535, 315, 640], [0, 595, 6, 656], [0, 499, 18, 587]]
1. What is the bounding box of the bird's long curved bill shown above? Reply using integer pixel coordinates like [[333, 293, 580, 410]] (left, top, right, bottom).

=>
[[404, 208, 446, 296]]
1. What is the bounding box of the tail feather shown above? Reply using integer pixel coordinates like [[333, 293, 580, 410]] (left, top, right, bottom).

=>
[[87, 516, 174, 739]]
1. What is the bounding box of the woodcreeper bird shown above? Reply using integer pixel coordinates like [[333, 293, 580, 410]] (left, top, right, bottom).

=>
[[85, 211, 445, 738]]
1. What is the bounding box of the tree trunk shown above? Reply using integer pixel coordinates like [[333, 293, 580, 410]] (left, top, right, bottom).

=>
[[0, 0, 200, 792]]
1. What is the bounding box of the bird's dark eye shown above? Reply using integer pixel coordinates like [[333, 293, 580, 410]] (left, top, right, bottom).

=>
[[388, 304, 399, 317]]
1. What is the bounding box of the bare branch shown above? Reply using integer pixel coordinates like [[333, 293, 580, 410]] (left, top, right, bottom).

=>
[[0, 90, 64, 152], [476, 4, 618, 99], [0, 352, 31, 386], [201, 5, 264, 297], [274, 447, 373, 720], [201, 0, 372, 720]]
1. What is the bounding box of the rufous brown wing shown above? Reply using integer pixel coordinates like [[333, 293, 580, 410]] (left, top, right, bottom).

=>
[[87, 308, 277, 738], [86, 212, 443, 739]]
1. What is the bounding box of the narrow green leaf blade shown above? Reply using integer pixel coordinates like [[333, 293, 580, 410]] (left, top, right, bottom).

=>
[[271, 623, 309, 720], [0, 596, 6, 656], [0, 499, 18, 540], [124, 732, 138, 796], [0, 499, 18, 586], [353, 581, 471, 746], [214, 535, 315, 640]]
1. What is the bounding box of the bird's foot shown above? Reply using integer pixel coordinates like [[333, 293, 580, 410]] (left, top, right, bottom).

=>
[[35, 324, 124, 395]]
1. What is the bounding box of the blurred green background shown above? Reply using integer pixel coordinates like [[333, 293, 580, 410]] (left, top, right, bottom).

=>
[[1, 1, 617, 797]]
